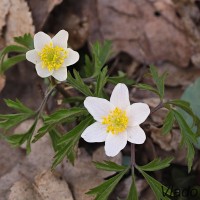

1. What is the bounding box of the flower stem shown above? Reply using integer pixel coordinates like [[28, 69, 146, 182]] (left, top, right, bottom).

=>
[[150, 101, 164, 115], [131, 143, 135, 175]]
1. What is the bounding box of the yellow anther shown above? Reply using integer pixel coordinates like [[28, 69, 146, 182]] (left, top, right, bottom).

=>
[[102, 107, 128, 134], [38, 42, 68, 71]]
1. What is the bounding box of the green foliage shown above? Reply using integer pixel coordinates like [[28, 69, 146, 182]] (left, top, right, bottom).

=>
[[136, 166, 172, 200], [135, 83, 160, 96], [68, 70, 93, 96], [149, 65, 167, 100], [33, 107, 88, 142], [137, 157, 174, 172], [0, 33, 33, 74], [108, 71, 134, 85], [14, 34, 34, 49], [52, 117, 93, 168], [49, 129, 61, 151], [87, 167, 129, 200], [0, 99, 35, 130], [93, 161, 127, 172], [126, 175, 138, 200], [162, 110, 175, 135], [172, 110, 197, 172]]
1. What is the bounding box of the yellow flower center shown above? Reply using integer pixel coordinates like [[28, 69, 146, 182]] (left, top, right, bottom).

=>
[[38, 42, 68, 71], [102, 107, 128, 134]]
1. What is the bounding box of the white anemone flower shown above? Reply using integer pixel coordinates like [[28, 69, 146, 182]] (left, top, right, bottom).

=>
[[81, 83, 150, 157], [26, 30, 79, 81]]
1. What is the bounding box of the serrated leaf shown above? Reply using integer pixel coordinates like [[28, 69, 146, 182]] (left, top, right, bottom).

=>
[[34, 108, 87, 142], [108, 71, 134, 85], [149, 65, 167, 99], [4, 99, 34, 114], [137, 157, 174, 172], [93, 161, 127, 172], [94, 67, 108, 97], [136, 166, 173, 200], [126, 175, 138, 200], [1, 54, 26, 72], [87, 167, 129, 200], [52, 117, 93, 168], [162, 110, 175, 135], [14, 33, 34, 49], [135, 83, 159, 96], [172, 109, 197, 172], [68, 70, 93, 96], [49, 129, 61, 151]]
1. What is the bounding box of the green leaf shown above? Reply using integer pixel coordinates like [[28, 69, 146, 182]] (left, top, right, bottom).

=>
[[93, 161, 127, 172], [94, 67, 108, 97], [149, 65, 167, 99], [87, 167, 129, 200], [126, 175, 138, 200], [172, 109, 197, 172], [34, 107, 87, 142], [4, 99, 34, 114], [14, 33, 34, 49], [0, 113, 33, 130], [52, 117, 93, 168], [92, 41, 112, 77], [137, 157, 174, 172], [136, 166, 173, 200], [134, 83, 160, 96], [162, 110, 175, 135], [1, 54, 26, 72], [0, 45, 28, 58], [68, 70, 93, 96], [49, 129, 61, 151], [108, 71, 134, 85]]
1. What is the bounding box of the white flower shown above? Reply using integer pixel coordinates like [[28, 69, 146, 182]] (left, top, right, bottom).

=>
[[81, 83, 150, 157], [26, 30, 79, 81]]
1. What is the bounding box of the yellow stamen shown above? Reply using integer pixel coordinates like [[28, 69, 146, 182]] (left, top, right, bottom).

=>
[[102, 107, 128, 134], [38, 42, 68, 71]]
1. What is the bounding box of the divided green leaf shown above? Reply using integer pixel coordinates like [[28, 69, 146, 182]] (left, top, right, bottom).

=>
[[162, 110, 175, 135]]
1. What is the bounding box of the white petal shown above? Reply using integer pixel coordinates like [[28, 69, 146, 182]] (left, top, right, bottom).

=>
[[52, 67, 67, 81], [36, 63, 53, 78], [84, 97, 115, 122], [52, 30, 68, 49], [105, 132, 127, 157], [127, 126, 146, 144], [26, 49, 40, 64], [110, 83, 130, 110], [34, 32, 52, 51], [62, 48, 79, 67], [127, 103, 150, 126], [81, 122, 108, 142]]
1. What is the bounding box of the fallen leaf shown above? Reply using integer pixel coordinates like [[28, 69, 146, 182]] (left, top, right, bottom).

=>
[[34, 170, 74, 200], [89, 0, 192, 67], [27, 0, 63, 30], [0, 0, 10, 36], [5, 0, 35, 45]]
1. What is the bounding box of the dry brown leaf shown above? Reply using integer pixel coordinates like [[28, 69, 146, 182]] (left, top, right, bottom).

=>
[[34, 170, 74, 200], [27, 0, 63, 30], [89, 0, 191, 67], [5, 0, 35, 45], [8, 179, 37, 200], [0, 0, 10, 36]]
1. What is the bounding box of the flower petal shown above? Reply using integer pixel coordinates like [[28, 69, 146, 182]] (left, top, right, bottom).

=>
[[81, 122, 108, 142], [52, 30, 68, 49], [26, 49, 40, 64], [110, 83, 130, 110], [127, 126, 146, 144], [62, 48, 79, 67], [34, 32, 52, 51], [84, 97, 115, 122], [105, 132, 127, 157], [52, 67, 67, 81], [127, 103, 150, 126], [36, 63, 53, 78]]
